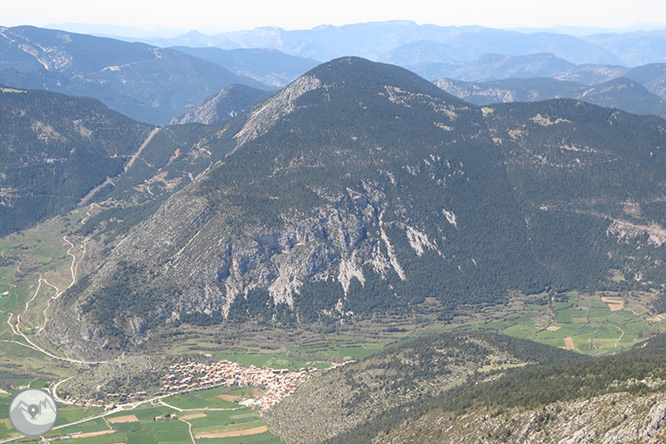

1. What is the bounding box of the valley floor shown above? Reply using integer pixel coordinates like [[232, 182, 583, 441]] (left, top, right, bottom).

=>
[[1, 206, 666, 443]]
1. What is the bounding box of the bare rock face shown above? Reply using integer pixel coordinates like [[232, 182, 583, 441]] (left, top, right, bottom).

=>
[[233, 74, 322, 146], [375, 393, 666, 444], [640, 402, 666, 441]]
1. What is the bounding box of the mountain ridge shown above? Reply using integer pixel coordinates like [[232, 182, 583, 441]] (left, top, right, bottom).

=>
[[0, 25, 272, 125]]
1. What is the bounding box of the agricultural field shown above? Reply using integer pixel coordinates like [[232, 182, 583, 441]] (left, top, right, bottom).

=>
[[0, 389, 282, 444], [207, 342, 384, 371], [470, 290, 666, 355]]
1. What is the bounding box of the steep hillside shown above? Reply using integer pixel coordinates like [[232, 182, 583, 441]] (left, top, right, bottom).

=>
[[47, 57, 666, 359], [0, 25, 270, 124], [171, 84, 274, 125], [0, 85, 153, 236], [577, 77, 666, 117], [265, 332, 585, 443]]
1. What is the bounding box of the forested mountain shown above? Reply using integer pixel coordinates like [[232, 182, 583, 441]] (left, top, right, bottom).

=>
[[0, 83, 258, 238], [0, 85, 153, 236], [0, 25, 271, 125], [45, 57, 666, 360], [435, 77, 583, 103], [436, 76, 666, 119], [624, 63, 666, 99]]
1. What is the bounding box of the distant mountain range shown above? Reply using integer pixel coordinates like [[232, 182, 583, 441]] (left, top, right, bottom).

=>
[[0, 25, 273, 125], [396, 52, 576, 82], [5, 22, 666, 444], [4, 24, 666, 129], [120, 21, 666, 67]]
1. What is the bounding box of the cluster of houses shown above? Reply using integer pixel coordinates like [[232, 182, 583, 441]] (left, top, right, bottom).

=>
[[161, 360, 315, 410]]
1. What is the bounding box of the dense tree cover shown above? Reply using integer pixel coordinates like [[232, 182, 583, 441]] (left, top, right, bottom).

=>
[[653, 290, 666, 314], [227, 288, 275, 324], [194, 62, 666, 324]]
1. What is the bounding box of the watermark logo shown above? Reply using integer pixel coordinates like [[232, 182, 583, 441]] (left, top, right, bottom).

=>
[[9, 389, 58, 437]]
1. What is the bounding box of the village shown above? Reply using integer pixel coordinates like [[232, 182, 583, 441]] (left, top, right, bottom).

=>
[[159, 360, 316, 410]]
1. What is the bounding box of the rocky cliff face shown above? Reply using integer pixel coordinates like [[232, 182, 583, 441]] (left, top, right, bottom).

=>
[[47, 57, 666, 358], [376, 393, 666, 444]]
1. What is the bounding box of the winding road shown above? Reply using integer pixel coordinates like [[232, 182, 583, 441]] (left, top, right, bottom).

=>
[[4, 205, 110, 375]]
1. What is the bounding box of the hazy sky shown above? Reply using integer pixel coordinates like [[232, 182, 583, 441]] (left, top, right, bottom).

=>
[[4, 0, 666, 34]]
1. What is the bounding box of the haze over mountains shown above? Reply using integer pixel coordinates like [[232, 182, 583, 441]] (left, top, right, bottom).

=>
[[0, 85, 153, 236], [171, 46, 320, 87], [124, 21, 666, 66], [435, 77, 666, 119]]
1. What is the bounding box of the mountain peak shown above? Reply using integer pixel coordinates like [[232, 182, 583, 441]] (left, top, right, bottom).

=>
[[231, 57, 471, 149], [306, 57, 465, 103]]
